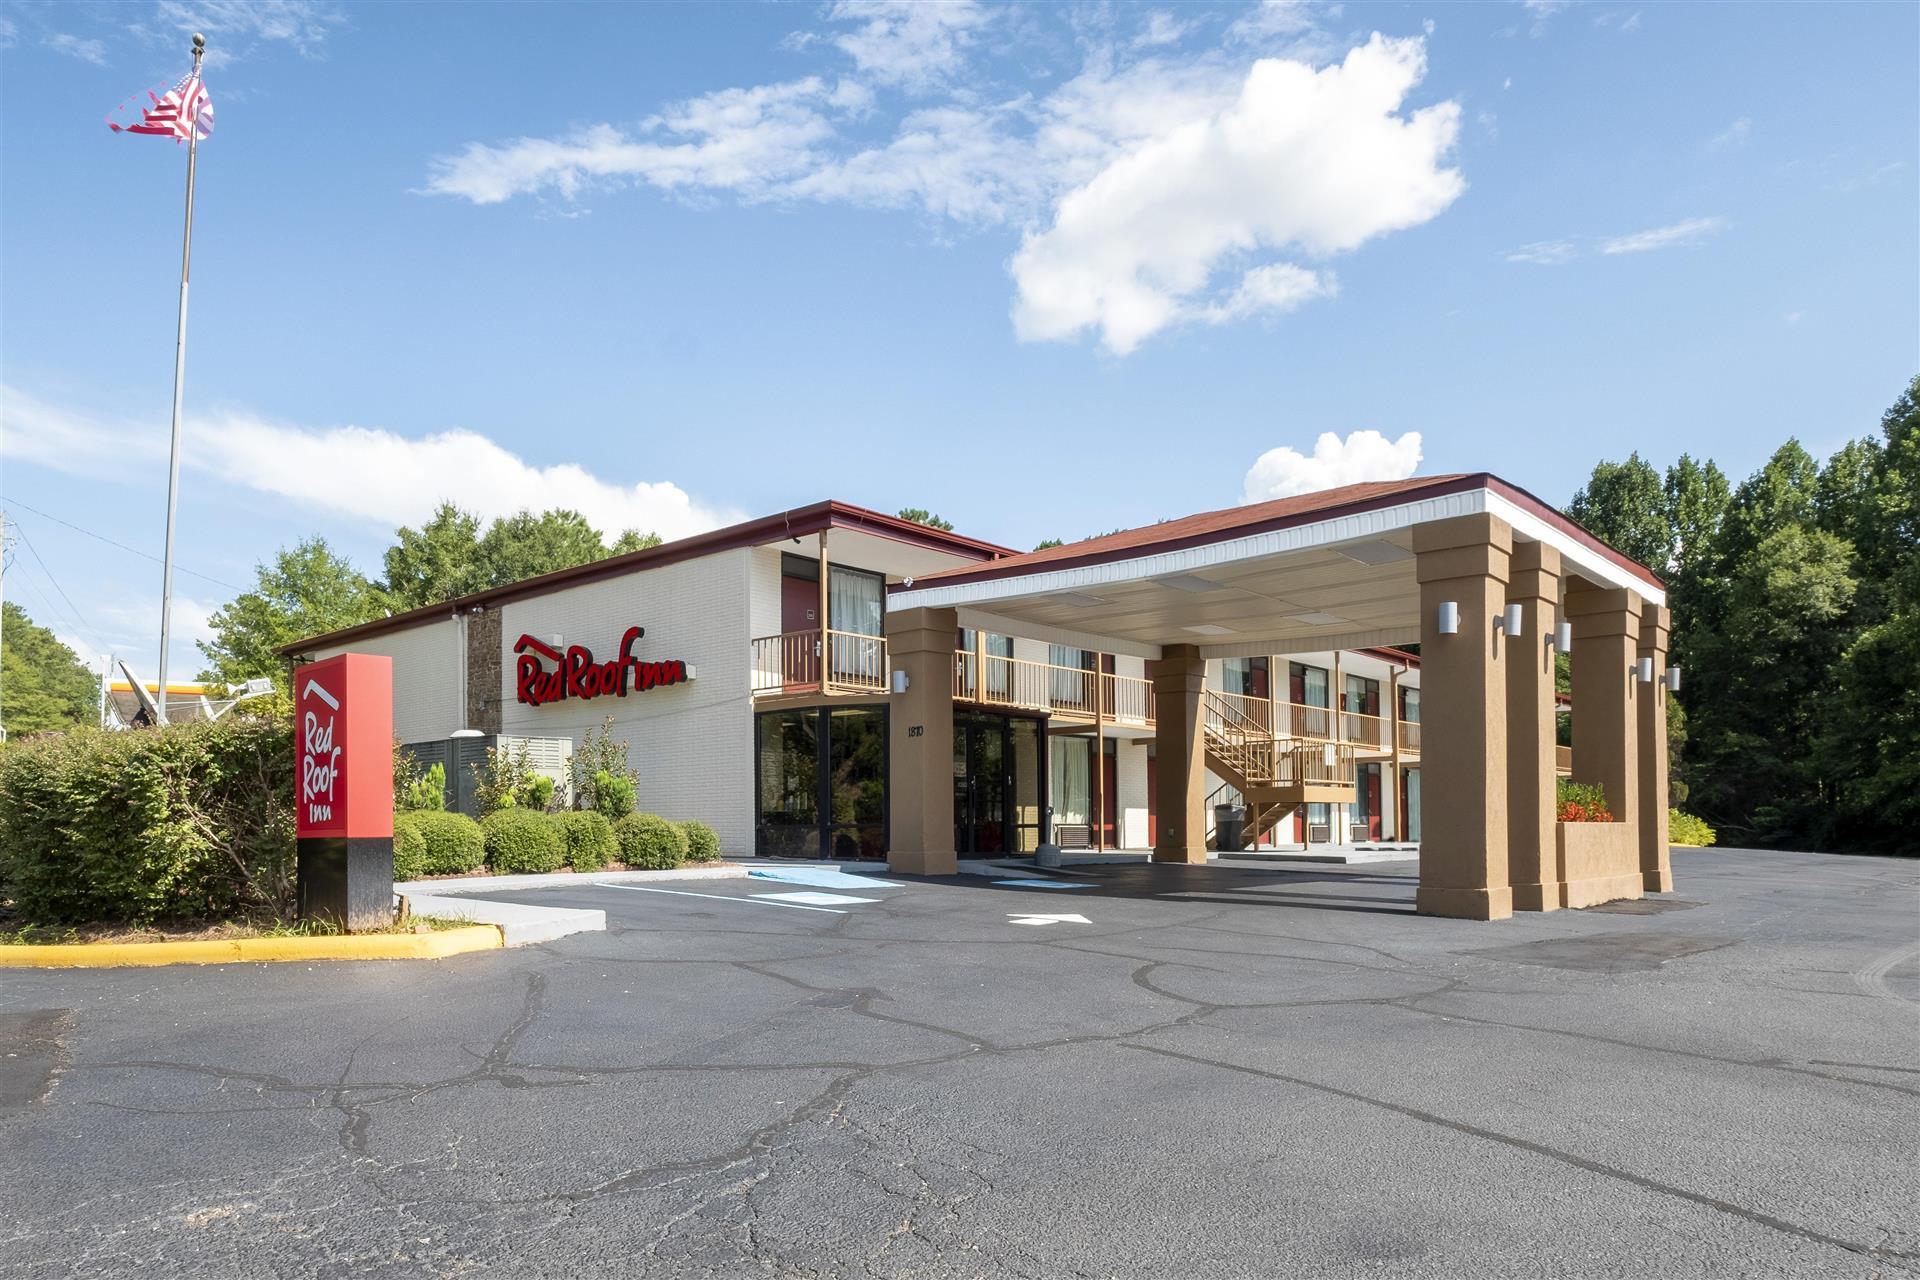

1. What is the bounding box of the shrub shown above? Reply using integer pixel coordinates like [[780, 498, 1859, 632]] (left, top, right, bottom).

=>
[[615, 812, 687, 870], [397, 811, 485, 877], [575, 718, 638, 816], [1670, 809, 1717, 847], [483, 809, 565, 875], [471, 741, 539, 815], [555, 811, 617, 873], [1555, 779, 1614, 823], [0, 709, 294, 925], [392, 816, 429, 882], [400, 762, 446, 812], [680, 819, 721, 863], [592, 769, 636, 820], [525, 774, 556, 813]]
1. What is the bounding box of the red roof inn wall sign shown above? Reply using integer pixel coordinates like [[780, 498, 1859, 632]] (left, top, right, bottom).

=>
[[514, 627, 692, 707], [294, 653, 394, 931]]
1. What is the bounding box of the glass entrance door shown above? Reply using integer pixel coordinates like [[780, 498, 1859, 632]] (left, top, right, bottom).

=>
[[953, 712, 1043, 856]]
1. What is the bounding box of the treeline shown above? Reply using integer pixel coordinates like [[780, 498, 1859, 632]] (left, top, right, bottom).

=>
[[1568, 376, 1917, 852], [197, 503, 659, 688]]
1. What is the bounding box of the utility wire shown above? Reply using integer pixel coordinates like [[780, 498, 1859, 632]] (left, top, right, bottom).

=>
[[0, 495, 246, 593], [9, 521, 109, 655]]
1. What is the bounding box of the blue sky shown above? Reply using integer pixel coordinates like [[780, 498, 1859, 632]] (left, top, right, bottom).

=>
[[1, 0, 1914, 678]]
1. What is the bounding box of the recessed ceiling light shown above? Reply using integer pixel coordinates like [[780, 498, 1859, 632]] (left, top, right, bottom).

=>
[[1334, 540, 1414, 566], [1286, 611, 1348, 627], [1157, 573, 1228, 593], [1181, 624, 1237, 636]]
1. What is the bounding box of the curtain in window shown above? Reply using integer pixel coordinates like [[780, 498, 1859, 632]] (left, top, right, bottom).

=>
[[1048, 645, 1091, 710], [828, 568, 884, 681], [1401, 687, 1421, 723], [1050, 737, 1091, 826]]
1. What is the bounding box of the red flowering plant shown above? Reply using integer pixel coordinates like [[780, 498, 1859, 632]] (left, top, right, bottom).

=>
[[1555, 779, 1614, 823]]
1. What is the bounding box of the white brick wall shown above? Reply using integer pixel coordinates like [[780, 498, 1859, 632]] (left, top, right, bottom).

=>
[[497, 548, 757, 852], [309, 616, 462, 744]]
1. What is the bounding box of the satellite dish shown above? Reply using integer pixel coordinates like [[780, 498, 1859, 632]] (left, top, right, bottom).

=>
[[117, 660, 164, 727]]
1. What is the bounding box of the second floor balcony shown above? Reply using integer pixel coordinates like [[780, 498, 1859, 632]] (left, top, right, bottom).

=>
[[953, 651, 1156, 728]]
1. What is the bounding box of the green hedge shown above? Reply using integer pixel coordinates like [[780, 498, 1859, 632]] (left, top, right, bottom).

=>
[[393, 817, 429, 882], [679, 819, 721, 863], [615, 812, 687, 869], [396, 810, 485, 877], [555, 811, 617, 873], [0, 712, 294, 925], [1670, 809, 1717, 847], [482, 809, 564, 875]]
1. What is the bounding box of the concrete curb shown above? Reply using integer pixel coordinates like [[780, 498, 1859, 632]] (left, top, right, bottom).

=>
[[404, 893, 605, 947], [395, 863, 747, 896], [0, 926, 503, 969]]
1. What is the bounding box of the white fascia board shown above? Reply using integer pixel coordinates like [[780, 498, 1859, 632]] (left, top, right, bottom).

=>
[[1484, 491, 1666, 608], [894, 485, 1665, 620], [892, 489, 1488, 614]]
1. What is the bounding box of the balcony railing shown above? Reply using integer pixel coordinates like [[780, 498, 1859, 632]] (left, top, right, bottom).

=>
[[750, 629, 889, 697], [1340, 708, 1392, 752], [953, 652, 1155, 726], [1397, 718, 1422, 754], [1274, 700, 1334, 740]]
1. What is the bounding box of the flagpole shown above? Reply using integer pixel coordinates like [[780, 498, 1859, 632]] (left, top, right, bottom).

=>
[[155, 31, 205, 725]]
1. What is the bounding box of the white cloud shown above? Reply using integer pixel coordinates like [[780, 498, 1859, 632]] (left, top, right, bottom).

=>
[[1505, 238, 1577, 265], [0, 385, 742, 544], [1010, 35, 1463, 353], [421, 79, 842, 205], [1133, 11, 1189, 49], [44, 33, 108, 64], [1520, 0, 1567, 36], [0, 18, 17, 49], [826, 0, 988, 92], [1228, 0, 1317, 44], [1708, 116, 1752, 148], [1197, 262, 1338, 325], [1599, 215, 1728, 255], [421, 10, 1459, 356], [1242, 430, 1424, 502], [138, 0, 345, 63]]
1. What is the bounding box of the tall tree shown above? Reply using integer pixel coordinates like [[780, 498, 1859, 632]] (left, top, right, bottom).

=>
[[384, 502, 483, 612], [474, 509, 608, 586], [896, 508, 954, 532], [199, 538, 389, 688], [1, 601, 99, 735], [1568, 454, 1669, 570], [1661, 453, 1732, 669], [609, 529, 663, 555]]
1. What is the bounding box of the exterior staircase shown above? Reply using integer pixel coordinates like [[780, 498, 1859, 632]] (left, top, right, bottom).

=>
[[1201, 690, 1358, 849]]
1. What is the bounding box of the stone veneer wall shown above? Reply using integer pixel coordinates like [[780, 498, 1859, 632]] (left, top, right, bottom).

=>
[[465, 609, 503, 735]]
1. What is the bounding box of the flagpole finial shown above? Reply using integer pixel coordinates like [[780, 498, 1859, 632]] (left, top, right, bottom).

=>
[[191, 32, 205, 63]]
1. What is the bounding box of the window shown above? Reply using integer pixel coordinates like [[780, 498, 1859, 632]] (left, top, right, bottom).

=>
[[1050, 736, 1092, 826], [755, 706, 888, 859], [1048, 644, 1094, 711]]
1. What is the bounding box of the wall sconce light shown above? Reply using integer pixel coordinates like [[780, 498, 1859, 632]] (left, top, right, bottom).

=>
[[1494, 603, 1524, 637], [1436, 601, 1460, 635], [1636, 657, 1655, 684], [1664, 665, 1682, 692], [1553, 621, 1574, 653], [890, 669, 910, 694]]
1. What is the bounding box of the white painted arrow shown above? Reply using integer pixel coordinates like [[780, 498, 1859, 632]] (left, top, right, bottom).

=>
[[1007, 912, 1090, 927]]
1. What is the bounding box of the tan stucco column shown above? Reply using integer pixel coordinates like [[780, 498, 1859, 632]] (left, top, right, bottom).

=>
[[1564, 581, 1641, 834], [1507, 541, 1564, 911], [1636, 604, 1673, 892], [1150, 645, 1207, 864], [1413, 513, 1513, 920], [885, 606, 957, 877]]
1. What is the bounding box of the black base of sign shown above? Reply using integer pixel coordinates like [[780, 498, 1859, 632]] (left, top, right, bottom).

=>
[[297, 836, 395, 932]]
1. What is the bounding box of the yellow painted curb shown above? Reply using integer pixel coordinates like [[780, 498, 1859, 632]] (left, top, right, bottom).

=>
[[0, 925, 503, 969]]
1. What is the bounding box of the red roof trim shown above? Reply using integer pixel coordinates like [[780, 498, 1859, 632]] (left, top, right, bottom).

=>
[[277, 500, 1014, 656], [889, 473, 1664, 596]]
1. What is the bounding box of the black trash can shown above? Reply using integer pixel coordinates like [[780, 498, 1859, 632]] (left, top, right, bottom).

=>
[[1214, 804, 1247, 853]]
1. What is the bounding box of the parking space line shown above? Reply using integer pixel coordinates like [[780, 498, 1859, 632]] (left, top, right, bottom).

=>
[[600, 884, 849, 913]]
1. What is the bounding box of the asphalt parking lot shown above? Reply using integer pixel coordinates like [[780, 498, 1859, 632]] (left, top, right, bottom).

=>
[[2, 847, 1916, 1279]]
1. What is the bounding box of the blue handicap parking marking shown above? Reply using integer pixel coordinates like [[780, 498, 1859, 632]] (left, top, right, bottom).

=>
[[748, 866, 904, 890], [992, 879, 1096, 890]]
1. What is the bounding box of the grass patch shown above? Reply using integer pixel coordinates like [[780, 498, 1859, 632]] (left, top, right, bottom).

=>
[[0, 914, 471, 946]]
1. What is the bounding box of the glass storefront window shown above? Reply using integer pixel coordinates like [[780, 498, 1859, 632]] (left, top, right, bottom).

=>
[[756, 706, 887, 859]]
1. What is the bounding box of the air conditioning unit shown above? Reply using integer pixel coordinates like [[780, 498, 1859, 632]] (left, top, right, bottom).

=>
[[1306, 823, 1331, 844]]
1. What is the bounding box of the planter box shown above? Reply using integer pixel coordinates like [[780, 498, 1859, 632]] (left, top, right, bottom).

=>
[[1558, 821, 1642, 909]]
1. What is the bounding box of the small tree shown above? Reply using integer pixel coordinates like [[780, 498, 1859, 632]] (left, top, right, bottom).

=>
[[401, 762, 447, 812], [471, 740, 540, 814], [573, 716, 637, 813]]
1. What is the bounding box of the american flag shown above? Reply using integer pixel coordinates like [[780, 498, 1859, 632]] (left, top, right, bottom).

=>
[[107, 67, 214, 142]]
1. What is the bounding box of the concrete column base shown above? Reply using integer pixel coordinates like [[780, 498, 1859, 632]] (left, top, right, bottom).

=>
[[1643, 867, 1674, 893], [1151, 847, 1209, 866], [1511, 882, 1565, 912], [889, 849, 956, 878], [1417, 885, 1515, 921]]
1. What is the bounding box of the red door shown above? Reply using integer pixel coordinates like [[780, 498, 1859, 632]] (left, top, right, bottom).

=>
[[1102, 742, 1118, 848], [781, 576, 819, 689], [1366, 766, 1383, 839]]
